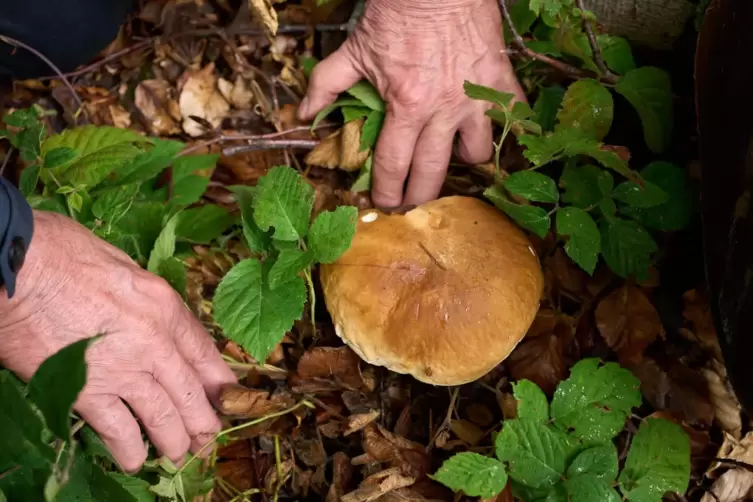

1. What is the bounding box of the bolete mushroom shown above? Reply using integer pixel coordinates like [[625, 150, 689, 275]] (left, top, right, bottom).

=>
[[319, 196, 544, 386]]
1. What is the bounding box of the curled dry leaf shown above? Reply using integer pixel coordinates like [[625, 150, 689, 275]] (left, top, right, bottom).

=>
[[294, 346, 366, 389], [108, 104, 132, 129], [449, 419, 485, 446], [305, 119, 370, 171], [700, 469, 753, 502], [327, 452, 355, 502], [178, 63, 230, 137], [362, 424, 430, 479], [342, 468, 416, 502], [217, 76, 255, 110], [248, 0, 278, 35], [345, 409, 381, 436], [708, 432, 753, 478], [465, 402, 494, 427], [702, 359, 742, 439], [219, 384, 295, 417], [681, 289, 724, 361], [506, 333, 567, 395], [215, 460, 257, 492], [595, 285, 664, 364], [264, 458, 294, 493], [293, 437, 326, 467], [135, 79, 182, 136]]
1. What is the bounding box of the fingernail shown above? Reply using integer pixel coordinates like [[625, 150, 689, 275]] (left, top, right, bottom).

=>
[[298, 97, 309, 119]]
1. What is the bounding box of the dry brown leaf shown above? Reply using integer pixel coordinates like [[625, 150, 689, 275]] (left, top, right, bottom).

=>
[[465, 403, 494, 427], [506, 333, 567, 395], [708, 432, 753, 478], [264, 458, 293, 492], [449, 419, 485, 446], [178, 63, 230, 137], [362, 424, 430, 479], [700, 469, 753, 502], [498, 392, 518, 420], [702, 359, 742, 439], [219, 384, 295, 417], [108, 104, 132, 129], [342, 469, 416, 502], [248, 0, 278, 35], [681, 289, 723, 361], [294, 437, 326, 467], [135, 79, 182, 136], [305, 120, 370, 171], [545, 248, 588, 297], [327, 452, 355, 502], [215, 460, 257, 492], [218, 76, 255, 110], [595, 285, 664, 364], [294, 346, 366, 389], [345, 409, 381, 436]]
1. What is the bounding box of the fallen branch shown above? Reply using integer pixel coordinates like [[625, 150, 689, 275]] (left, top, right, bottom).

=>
[[180, 125, 329, 156], [222, 139, 318, 156], [574, 0, 618, 81]]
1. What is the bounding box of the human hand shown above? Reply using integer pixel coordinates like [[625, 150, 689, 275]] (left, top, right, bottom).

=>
[[0, 211, 236, 472], [298, 0, 525, 208]]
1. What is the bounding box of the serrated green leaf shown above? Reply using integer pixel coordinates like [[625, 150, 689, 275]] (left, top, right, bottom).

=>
[[172, 153, 218, 182], [565, 473, 621, 502], [161, 175, 211, 212], [505, 0, 537, 42], [620, 162, 692, 231], [342, 105, 372, 123], [213, 259, 307, 362], [28, 337, 96, 440], [3, 107, 42, 128], [108, 473, 155, 502], [149, 457, 214, 501], [567, 444, 619, 482], [503, 171, 559, 203], [351, 154, 373, 193], [43, 147, 77, 169], [612, 180, 669, 208], [345, 81, 384, 112], [550, 358, 642, 443], [308, 205, 358, 264], [533, 85, 566, 132], [464, 81, 515, 108], [252, 166, 315, 241], [556, 80, 614, 141], [600, 219, 657, 280], [485, 185, 551, 238], [92, 183, 141, 222], [618, 418, 690, 502], [560, 163, 614, 208], [433, 453, 508, 498], [147, 213, 180, 274], [230, 185, 272, 254], [596, 35, 636, 75], [300, 55, 318, 77], [556, 207, 600, 274], [495, 418, 572, 489], [19, 165, 40, 197], [268, 249, 314, 290], [360, 110, 384, 152], [111, 139, 186, 186], [513, 380, 549, 422], [175, 205, 234, 244], [615, 67, 673, 154], [105, 202, 166, 263], [600, 197, 617, 219], [158, 257, 187, 299], [57, 454, 137, 501], [529, 0, 565, 17], [311, 99, 363, 130]]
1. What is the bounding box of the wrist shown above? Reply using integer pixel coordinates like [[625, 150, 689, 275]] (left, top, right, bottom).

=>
[[369, 0, 484, 16], [0, 178, 33, 300]]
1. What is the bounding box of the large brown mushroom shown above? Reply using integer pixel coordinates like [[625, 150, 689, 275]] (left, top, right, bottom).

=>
[[319, 196, 544, 386]]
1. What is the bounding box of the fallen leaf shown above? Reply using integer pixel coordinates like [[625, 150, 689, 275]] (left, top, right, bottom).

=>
[[449, 419, 485, 446], [264, 458, 293, 492], [345, 409, 381, 436], [362, 424, 430, 479], [465, 403, 494, 427], [215, 460, 257, 492], [218, 76, 255, 110], [506, 333, 567, 395], [708, 432, 753, 478], [701, 469, 753, 502], [108, 104, 132, 129], [293, 346, 366, 389], [135, 79, 182, 136], [294, 437, 326, 467], [681, 289, 723, 361], [595, 285, 664, 364], [497, 392, 518, 420], [545, 248, 588, 298], [326, 452, 355, 502], [276, 103, 316, 139], [178, 63, 230, 137], [342, 469, 416, 502], [248, 0, 278, 35], [219, 384, 295, 417], [305, 120, 370, 171], [702, 359, 742, 439]]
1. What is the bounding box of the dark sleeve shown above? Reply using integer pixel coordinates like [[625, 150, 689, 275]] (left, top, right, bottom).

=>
[[0, 0, 134, 79], [0, 179, 33, 298]]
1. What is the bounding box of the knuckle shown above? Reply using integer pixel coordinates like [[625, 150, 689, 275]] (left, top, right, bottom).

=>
[[118, 450, 148, 473], [389, 82, 429, 114], [144, 401, 180, 430]]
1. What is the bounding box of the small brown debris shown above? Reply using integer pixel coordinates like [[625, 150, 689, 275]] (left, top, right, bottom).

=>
[[219, 384, 295, 418], [135, 79, 182, 136], [506, 333, 567, 395], [345, 409, 381, 436], [178, 63, 230, 137], [305, 120, 370, 171], [294, 346, 366, 389]]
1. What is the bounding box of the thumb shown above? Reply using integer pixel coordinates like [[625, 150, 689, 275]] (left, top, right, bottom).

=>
[[298, 44, 362, 121]]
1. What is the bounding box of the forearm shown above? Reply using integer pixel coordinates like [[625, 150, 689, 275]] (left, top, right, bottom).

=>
[[0, 178, 34, 299]]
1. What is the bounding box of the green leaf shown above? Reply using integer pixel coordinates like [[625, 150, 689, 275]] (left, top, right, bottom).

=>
[[485, 185, 551, 238], [513, 380, 549, 422], [230, 185, 272, 254], [556, 207, 600, 275], [213, 259, 307, 363], [600, 219, 658, 280], [112, 139, 186, 186], [565, 474, 621, 502], [533, 86, 566, 132], [147, 213, 180, 274], [495, 418, 572, 489], [104, 202, 166, 263], [175, 205, 234, 244], [342, 105, 372, 123], [158, 257, 187, 298], [615, 67, 673, 154], [464, 81, 515, 108], [311, 99, 363, 130], [529, 0, 565, 17], [19, 165, 40, 197], [163, 175, 211, 212], [503, 171, 559, 204], [92, 183, 141, 222], [57, 454, 137, 501], [109, 473, 155, 502], [43, 147, 77, 169], [596, 35, 636, 75], [612, 180, 669, 208], [433, 453, 508, 498], [618, 418, 690, 502], [300, 55, 318, 77], [620, 162, 692, 231], [351, 154, 373, 193], [550, 358, 642, 443], [360, 110, 384, 151], [172, 153, 218, 182], [556, 80, 614, 141], [505, 0, 537, 41], [560, 163, 614, 208], [252, 166, 315, 241], [345, 81, 385, 112], [567, 444, 619, 482], [308, 206, 359, 264], [28, 337, 97, 440], [268, 249, 314, 290]]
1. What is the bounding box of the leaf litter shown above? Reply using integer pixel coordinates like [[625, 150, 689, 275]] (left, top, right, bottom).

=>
[[0, 0, 747, 501]]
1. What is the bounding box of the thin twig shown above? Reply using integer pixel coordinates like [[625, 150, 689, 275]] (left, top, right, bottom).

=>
[[496, 0, 619, 85], [0, 148, 13, 178], [574, 0, 617, 81], [179, 126, 326, 156], [222, 139, 318, 156], [0, 35, 85, 109]]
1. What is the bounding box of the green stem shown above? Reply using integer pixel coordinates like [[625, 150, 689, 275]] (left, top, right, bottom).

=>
[[303, 267, 316, 334], [273, 435, 283, 502]]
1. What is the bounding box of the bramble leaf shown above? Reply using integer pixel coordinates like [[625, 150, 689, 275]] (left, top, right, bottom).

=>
[[620, 162, 692, 231], [147, 212, 180, 274], [615, 67, 673, 154], [360, 110, 384, 151], [19, 165, 41, 197], [556, 207, 600, 275], [342, 105, 372, 123], [567, 444, 619, 482], [230, 185, 272, 254], [596, 35, 636, 75], [111, 139, 186, 186], [92, 183, 141, 222], [57, 454, 138, 501], [533, 85, 566, 132], [560, 163, 614, 208], [618, 418, 690, 502], [505, 0, 536, 41], [612, 180, 669, 208], [351, 154, 373, 193], [503, 171, 559, 204], [600, 219, 658, 280], [28, 337, 96, 440], [158, 257, 187, 298], [464, 81, 515, 108], [565, 474, 621, 502], [513, 380, 549, 422], [268, 249, 314, 290], [556, 80, 614, 140], [252, 166, 315, 241], [308, 206, 358, 264], [346, 81, 385, 112], [433, 453, 508, 498], [213, 259, 307, 363], [550, 358, 642, 443], [176, 205, 234, 244], [312, 98, 363, 130], [485, 186, 551, 238]]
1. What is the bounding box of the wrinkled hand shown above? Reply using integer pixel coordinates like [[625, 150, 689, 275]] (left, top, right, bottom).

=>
[[0, 211, 236, 472], [298, 0, 525, 208]]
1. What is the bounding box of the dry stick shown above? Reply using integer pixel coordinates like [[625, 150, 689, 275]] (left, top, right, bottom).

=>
[[574, 0, 618, 81], [0, 148, 13, 178], [179, 126, 322, 156], [222, 139, 318, 156], [496, 0, 619, 85], [0, 35, 85, 110]]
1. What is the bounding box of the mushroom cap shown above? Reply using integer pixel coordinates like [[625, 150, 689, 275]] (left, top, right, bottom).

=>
[[319, 196, 544, 385]]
